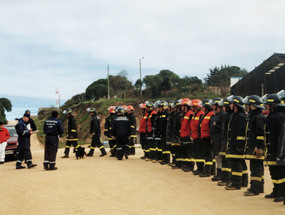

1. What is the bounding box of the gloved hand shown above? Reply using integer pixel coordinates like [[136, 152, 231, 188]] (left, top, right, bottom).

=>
[[253, 147, 263, 158]]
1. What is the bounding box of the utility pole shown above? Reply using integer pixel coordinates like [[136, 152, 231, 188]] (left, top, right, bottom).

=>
[[107, 65, 110, 100], [55, 89, 60, 109]]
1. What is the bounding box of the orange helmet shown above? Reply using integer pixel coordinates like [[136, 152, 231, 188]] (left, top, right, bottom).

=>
[[180, 98, 192, 106], [127, 105, 134, 111], [122, 105, 128, 111], [191, 99, 202, 108], [108, 106, 116, 113]]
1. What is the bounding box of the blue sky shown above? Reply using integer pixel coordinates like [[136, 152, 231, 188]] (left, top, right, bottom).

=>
[[1, 0, 285, 100]]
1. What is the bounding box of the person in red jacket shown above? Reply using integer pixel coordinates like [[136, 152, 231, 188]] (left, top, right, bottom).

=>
[[180, 98, 194, 172], [138, 103, 148, 159], [199, 99, 215, 177], [190, 99, 205, 175], [145, 102, 156, 160], [0, 121, 10, 164]]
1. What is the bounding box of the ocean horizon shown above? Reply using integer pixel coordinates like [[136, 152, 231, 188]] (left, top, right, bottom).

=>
[[2, 95, 66, 121]]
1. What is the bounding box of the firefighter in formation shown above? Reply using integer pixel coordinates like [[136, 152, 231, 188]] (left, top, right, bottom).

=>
[[138, 92, 285, 205], [103, 105, 137, 160]]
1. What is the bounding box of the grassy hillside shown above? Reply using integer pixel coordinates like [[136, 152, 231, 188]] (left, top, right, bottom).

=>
[[35, 98, 142, 147]]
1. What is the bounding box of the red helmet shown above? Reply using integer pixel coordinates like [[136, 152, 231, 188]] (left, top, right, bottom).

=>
[[180, 98, 191, 106], [127, 105, 134, 111], [108, 106, 115, 113], [191, 99, 202, 108]]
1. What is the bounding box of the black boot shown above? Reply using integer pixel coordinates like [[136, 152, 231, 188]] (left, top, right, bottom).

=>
[[28, 163, 37, 169], [130, 147, 135, 155], [86, 149, 94, 157], [212, 168, 222, 181], [43, 162, 49, 170], [211, 162, 216, 175], [124, 153, 129, 159], [160, 154, 170, 165], [274, 196, 284, 202], [16, 161, 25, 169], [117, 149, 123, 160], [181, 160, 187, 170], [194, 162, 204, 175], [182, 162, 192, 172], [100, 148, 107, 157], [199, 165, 211, 177], [62, 147, 70, 158], [273, 187, 284, 202], [172, 160, 182, 169], [49, 163, 58, 171]]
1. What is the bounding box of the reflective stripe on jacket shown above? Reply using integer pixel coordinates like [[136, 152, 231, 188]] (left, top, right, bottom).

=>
[[190, 110, 204, 140], [180, 110, 194, 138], [201, 111, 215, 139]]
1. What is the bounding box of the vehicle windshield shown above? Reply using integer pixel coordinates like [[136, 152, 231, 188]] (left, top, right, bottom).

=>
[[6, 127, 18, 137]]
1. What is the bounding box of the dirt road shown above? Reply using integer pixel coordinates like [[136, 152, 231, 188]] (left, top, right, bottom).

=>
[[1, 134, 284, 215]]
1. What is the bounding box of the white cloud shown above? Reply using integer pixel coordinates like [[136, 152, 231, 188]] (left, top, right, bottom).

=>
[[0, 0, 284, 99]]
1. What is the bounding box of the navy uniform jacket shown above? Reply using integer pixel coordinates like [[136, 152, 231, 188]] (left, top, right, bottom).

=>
[[277, 121, 285, 165], [112, 115, 131, 137], [90, 114, 101, 136], [210, 109, 226, 155], [15, 119, 31, 146], [28, 118, 37, 131], [226, 110, 247, 159], [167, 111, 176, 142], [220, 111, 233, 156], [153, 111, 161, 137], [128, 113, 137, 137], [43, 117, 64, 136], [104, 114, 112, 137], [173, 111, 182, 143], [159, 110, 169, 135], [19, 117, 37, 131], [210, 110, 226, 139], [266, 108, 285, 165], [67, 115, 78, 140], [245, 109, 265, 160]]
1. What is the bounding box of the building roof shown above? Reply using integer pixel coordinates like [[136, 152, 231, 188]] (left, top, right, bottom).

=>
[[231, 53, 285, 97]]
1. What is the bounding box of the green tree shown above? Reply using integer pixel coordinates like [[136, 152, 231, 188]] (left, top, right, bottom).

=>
[[62, 93, 87, 109], [178, 76, 203, 95], [85, 71, 134, 100], [204, 65, 248, 96], [0, 98, 12, 124], [109, 75, 133, 94], [86, 84, 111, 100], [143, 74, 163, 97], [159, 70, 180, 90]]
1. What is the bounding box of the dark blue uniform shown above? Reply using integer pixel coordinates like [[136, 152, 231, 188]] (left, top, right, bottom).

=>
[[104, 113, 116, 156], [43, 117, 64, 169], [112, 115, 131, 160], [127, 113, 137, 155], [15, 119, 33, 168], [63, 115, 79, 157], [266, 108, 285, 201], [87, 114, 106, 156]]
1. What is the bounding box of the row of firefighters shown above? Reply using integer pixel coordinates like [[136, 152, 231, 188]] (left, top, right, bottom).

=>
[[136, 92, 285, 204], [61, 91, 285, 204]]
